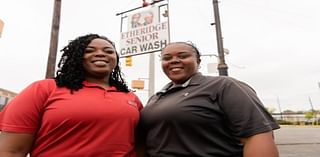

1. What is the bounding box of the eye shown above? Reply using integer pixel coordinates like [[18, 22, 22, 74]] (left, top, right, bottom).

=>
[[177, 53, 191, 59], [84, 48, 94, 53], [161, 55, 172, 61], [104, 49, 115, 54]]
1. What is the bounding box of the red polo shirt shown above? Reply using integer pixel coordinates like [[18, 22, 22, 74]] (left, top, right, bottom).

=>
[[0, 79, 143, 157]]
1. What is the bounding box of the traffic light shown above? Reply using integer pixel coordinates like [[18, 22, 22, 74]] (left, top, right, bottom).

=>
[[125, 56, 132, 67], [0, 18, 4, 38]]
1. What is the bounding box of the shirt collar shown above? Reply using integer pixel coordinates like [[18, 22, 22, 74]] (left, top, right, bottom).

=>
[[83, 80, 118, 91], [156, 72, 202, 96]]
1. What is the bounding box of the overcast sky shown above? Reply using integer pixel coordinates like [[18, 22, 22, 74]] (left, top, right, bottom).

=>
[[1, 0, 319, 111]]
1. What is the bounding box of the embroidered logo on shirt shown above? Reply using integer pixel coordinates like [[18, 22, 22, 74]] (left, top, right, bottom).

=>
[[127, 100, 138, 109]]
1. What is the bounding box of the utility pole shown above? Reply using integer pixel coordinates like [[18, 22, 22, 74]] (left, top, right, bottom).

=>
[[46, 0, 61, 78], [212, 0, 228, 76], [308, 96, 315, 112], [277, 95, 283, 120], [308, 96, 316, 125]]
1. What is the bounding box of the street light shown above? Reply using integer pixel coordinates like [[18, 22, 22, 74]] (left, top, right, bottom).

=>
[[201, 48, 229, 74], [201, 48, 229, 58]]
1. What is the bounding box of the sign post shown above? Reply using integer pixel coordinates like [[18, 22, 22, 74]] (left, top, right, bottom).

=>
[[117, 0, 169, 97]]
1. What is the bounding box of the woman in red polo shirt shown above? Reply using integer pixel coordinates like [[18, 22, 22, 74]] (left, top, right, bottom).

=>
[[0, 34, 143, 157]]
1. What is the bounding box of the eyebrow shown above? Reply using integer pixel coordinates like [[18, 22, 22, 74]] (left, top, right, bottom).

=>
[[162, 51, 190, 55], [86, 46, 114, 49]]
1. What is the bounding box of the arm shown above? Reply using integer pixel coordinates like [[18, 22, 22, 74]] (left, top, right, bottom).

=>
[[0, 131, 34, 157], [241, 131, 279, 157]]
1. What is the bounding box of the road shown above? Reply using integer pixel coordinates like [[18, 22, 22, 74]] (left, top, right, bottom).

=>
[[274, 125, 320, 157]]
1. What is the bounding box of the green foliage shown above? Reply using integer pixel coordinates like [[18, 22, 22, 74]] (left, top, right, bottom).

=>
[[277, 120, 294, 125], [304, 111, 314, 120]]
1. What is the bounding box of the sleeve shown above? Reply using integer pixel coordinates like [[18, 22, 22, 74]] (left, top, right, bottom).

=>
[[0, 79, 55, 133], [218, 78, 280, 138]]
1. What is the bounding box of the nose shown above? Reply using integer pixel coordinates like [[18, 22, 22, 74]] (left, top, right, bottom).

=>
[[94, 50, 106, 57], [167, 56, 181, 64]]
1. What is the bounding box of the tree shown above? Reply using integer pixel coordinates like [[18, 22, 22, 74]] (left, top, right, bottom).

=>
[[304, 111, 314, 123]]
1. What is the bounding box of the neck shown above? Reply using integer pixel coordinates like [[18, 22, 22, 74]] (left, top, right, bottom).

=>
[[85, 77, 110, 88]]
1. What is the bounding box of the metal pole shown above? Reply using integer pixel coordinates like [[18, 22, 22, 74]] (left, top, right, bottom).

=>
[[212, 0, 228, 76], [277, 95, 283, 120], [148, 53, 155, 97], [308, 96, 316, 125], [46, 0, 61, 78]]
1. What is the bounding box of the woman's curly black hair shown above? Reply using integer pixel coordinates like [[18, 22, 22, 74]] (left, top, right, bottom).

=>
[[54, 33, 130, 93]]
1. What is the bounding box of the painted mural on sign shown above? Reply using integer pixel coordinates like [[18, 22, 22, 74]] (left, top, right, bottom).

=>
[[119, 5, 169, 57]]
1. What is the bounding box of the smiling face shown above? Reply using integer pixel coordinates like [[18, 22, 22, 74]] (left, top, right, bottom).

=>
[[161, 42, 201, 85], [82, 38, 118, 81]]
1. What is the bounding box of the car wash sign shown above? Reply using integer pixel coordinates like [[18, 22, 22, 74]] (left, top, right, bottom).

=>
[[119, 6, 169, 57]]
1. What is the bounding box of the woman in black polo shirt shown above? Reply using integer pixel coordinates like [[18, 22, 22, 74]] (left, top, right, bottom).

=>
[[137, 41, 280, 157]]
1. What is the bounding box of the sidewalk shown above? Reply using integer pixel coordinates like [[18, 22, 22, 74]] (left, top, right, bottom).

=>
[[274, 125, 320, 157]]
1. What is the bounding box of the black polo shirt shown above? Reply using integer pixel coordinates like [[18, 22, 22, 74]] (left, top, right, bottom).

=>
[[139, 73, 279, 157]]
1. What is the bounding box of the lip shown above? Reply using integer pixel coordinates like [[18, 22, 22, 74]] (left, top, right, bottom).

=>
[[90, 60, 110, 67], [169, 66, 183, 70], [168, 67, 184, 73], [91, 60, 108, 63]]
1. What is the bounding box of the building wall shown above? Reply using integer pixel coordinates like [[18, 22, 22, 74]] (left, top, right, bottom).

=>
[[272, 113, 320, 124], [0, 88, 17, 110]]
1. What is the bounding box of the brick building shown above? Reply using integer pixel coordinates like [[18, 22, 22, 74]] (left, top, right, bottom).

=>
[[0, 88, 17, 110]]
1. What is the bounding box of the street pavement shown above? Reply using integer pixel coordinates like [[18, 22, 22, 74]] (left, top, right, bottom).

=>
[[274, 125, 320, 157], [4, 125, 320, 157]]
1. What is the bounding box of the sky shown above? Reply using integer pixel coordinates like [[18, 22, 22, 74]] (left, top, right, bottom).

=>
[[0, 0, 319, 112]]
